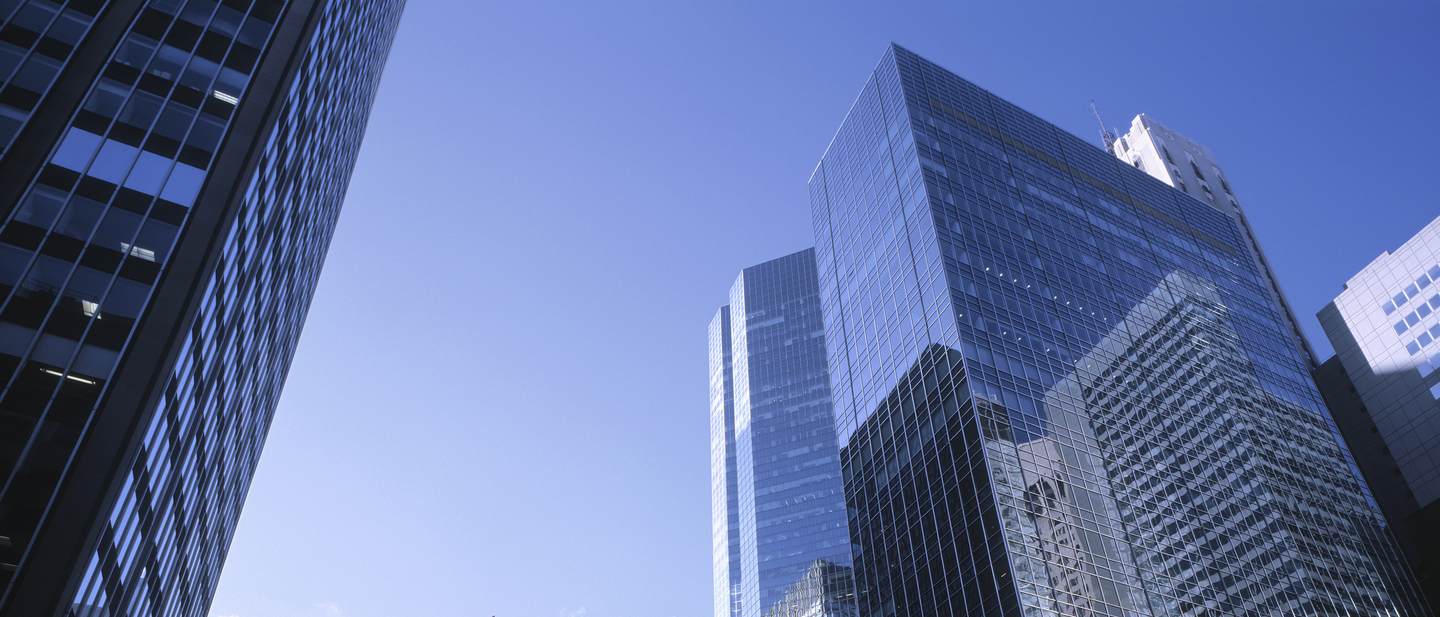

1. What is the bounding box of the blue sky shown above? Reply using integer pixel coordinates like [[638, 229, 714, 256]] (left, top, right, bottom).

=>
[[207, 2, 1438, 616]]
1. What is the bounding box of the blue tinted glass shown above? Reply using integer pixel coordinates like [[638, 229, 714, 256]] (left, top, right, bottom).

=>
[[809, 44, 1427, 617], [713, 249, 853, 617]]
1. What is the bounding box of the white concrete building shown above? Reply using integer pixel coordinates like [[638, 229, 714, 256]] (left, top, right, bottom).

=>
[[1112, 115, 1318, 368], [1316, 215, 1440, 603]]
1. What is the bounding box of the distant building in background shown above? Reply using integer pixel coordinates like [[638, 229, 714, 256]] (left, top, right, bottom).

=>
[[709, 248, 853, 617], [711, 303, 743, 617], [1112, 115, 1318, 368], [1316, 214, 1440, 606], [809, 44, 1429, 616], [0, 0, 403, 615]]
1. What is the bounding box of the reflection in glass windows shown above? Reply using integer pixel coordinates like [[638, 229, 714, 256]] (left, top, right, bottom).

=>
[[810, 45, 1430, 616]]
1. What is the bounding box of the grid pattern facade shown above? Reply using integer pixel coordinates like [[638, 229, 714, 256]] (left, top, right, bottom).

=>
[[1317, 214, 1440, 605], [0, 0, 111, 154], [713, 249, 855, 617], [809, 45, 1428, 616], [0, 0, 401, 614], [0, 0, 296, 594]]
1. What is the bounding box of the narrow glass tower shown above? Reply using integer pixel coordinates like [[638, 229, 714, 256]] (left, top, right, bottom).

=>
[[0, 1, 403, 615], [711, 248, 855, 617]]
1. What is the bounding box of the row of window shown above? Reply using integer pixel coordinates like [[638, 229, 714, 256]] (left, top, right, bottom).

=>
[[0, 0, 105, 152], [1381, 263, 1440, 315], [1404, 322, 1440, 357], [0, 0, 284, 582], [68, 1, 405, 610], [1134, 134, 1242, 213], [847, 361, 1310, 615], [723, 254, 853, 615], [1393, 292, 1440, 335], [974, 136, 1309, 416]]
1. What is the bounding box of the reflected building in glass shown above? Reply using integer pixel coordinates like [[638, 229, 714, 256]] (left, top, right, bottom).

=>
[[1111, 114, 1319, 371], [710, 248, 855, 617], [809, 44, 1429, 616], [0, 0, 403, 615]]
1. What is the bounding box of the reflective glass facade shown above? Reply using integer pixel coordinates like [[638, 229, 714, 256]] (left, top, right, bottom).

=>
[[810, 45, 1429, 616], [712, 304, 743, 617], [0, 0, 402, 614], [711, 249, 855, 617]]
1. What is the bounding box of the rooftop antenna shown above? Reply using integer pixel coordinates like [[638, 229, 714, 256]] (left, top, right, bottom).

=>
[[1090, 100, 1117, 155]]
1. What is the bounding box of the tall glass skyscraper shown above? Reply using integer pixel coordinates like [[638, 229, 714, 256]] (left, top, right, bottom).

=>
[[0, 1, 403, 615], [808, 45, 1429, 616], [710, 249, 855, 617]]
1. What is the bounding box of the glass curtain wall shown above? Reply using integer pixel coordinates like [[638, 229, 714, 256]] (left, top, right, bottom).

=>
[[809, 44, 1429, 617]]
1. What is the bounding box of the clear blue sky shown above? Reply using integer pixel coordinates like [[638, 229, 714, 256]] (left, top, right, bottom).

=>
[[207, 2, 1438, 616]]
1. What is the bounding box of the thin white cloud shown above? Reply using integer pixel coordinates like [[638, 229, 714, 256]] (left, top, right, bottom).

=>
[[316, 603, 342, 616], [559, 608, 587, 617]]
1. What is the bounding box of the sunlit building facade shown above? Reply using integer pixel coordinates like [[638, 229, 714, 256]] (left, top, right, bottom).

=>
[[0, 0, 403, 615], [1316, 214, 1440, 605], [809, 44, 1428, 616], [711, 249, 854, 617]]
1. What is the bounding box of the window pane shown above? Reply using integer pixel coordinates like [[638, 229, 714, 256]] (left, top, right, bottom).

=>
[[52, 127, 102, 171], [91, 208, 143, 252], [89, 140, 139, 184], [54, 195, 105, 240], [14, 185, 68, 229], [123, 152, 172, 195]]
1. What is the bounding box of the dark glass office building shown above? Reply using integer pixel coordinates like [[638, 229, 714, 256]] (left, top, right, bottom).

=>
[[0, 0, 402, 615], [710, 249, 855, 617], [809, 45, 1429, 616]]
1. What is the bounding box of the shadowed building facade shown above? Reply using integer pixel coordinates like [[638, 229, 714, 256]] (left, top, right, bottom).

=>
[[0, 0, 403, 614], [711, 249, 855, 617], [809, 45, 1428, 616]]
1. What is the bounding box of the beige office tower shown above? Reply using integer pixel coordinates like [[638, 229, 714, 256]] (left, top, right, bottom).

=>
[[1111, 116, 1318, 368]]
